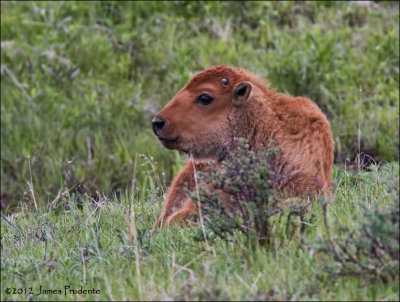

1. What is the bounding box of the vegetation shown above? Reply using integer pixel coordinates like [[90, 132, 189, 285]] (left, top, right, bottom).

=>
[[1, 161, 398, 301], [1, 1, 399, 208], [317, 197, 399, 284], [191, 138, 310, 245], [1, 1, 399, 301]]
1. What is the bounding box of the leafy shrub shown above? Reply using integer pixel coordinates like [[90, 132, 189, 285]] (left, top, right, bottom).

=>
[[191, 139, 311, 245], [317, 193, 399, 283]]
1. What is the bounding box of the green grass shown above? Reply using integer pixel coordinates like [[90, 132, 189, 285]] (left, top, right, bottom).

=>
[[1, 1, 399, 208], [1, 162, 398, 301]]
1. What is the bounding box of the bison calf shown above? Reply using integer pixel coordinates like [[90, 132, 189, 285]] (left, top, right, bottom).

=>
[[152, 65, 334, 228]]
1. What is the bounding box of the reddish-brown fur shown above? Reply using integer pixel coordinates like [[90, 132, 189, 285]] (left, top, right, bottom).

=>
[[153, 65, 334, 228]]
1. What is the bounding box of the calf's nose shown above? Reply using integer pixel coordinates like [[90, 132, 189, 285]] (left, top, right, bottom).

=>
[[152, 116, 166, 135]]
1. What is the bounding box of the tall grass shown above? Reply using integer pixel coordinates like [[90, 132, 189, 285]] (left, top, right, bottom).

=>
[[1, 161, 398, 301]]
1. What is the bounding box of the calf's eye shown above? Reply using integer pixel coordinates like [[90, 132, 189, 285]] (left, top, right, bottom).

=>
[[197, 93, 214, 105]]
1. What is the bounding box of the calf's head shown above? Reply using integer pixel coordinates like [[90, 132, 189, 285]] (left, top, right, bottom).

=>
[[152, 65, 254, 160]]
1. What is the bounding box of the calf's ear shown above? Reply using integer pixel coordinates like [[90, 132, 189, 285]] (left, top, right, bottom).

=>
[[232, 81, 252, 106]]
